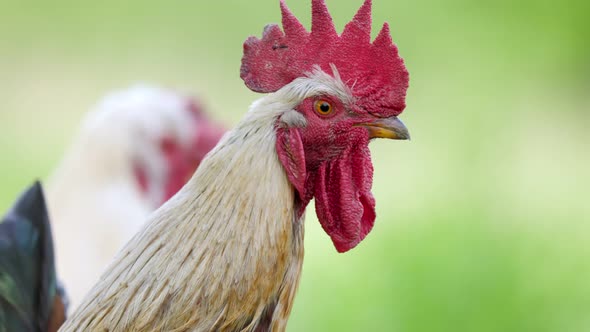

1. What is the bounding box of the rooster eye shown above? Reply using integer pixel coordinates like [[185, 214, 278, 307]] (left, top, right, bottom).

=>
[[314, 100, 333, 116]]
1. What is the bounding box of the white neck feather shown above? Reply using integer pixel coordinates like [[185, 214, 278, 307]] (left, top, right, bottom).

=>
[[64, 96, 302, 331], [62, 71, 352, 331]]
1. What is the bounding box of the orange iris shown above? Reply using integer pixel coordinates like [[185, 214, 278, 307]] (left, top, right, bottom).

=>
[[314, 100, 333, 116]]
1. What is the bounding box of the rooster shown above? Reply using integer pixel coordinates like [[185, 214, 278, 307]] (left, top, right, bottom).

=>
[[0, 182, 67, 332], [60, 0, 409, 330], [46, 85, 225, 309]]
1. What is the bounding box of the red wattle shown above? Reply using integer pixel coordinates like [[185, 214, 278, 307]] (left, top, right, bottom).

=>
[[313, 144, 375, 253]]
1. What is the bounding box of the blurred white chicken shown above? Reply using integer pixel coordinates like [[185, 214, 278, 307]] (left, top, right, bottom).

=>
[[45, 84, 225, 309]]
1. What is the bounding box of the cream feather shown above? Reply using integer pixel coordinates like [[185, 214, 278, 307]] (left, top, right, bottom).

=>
[[59, 70, 351, 332]]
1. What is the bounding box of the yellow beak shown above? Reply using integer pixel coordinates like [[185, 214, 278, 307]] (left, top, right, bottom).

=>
[[359, 116, 410, 140]]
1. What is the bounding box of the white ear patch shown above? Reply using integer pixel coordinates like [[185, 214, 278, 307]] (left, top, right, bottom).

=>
[[279, 110, 307, 128]]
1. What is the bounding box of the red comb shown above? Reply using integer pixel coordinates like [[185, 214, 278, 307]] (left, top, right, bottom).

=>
[[240, 0, 409, 116]]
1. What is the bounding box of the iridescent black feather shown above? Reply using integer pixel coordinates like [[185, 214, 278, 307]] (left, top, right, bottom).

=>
[[0, 181, 65, 332]]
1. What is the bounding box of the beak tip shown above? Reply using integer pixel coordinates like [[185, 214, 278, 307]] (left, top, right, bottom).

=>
[[401, 128, 411, 141]]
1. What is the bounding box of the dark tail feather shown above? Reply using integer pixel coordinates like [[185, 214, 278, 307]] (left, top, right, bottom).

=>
[[0, 181, 65, 331]]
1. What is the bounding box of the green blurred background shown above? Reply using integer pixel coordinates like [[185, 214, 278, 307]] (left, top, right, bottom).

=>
[[1, 0, 589, 331]]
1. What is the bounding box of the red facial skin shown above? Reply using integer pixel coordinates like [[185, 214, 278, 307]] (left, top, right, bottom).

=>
[[134, 100, 225, 206], [246, 0, 409, 253], [160, 123, 225, 204], [276, 96, 378, 253], [160, 137, 193, 201]]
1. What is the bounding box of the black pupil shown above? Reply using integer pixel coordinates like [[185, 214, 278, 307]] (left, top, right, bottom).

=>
[[319, 103, 331, 113]]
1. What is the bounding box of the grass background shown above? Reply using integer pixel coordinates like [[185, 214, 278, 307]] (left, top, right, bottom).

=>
[[1, 0, 589, 330]]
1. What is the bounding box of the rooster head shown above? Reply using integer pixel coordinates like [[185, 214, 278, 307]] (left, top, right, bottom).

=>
[[241, 0, 409, 252], [90, 85, 225, 208], [156, 97, 226, 202]]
